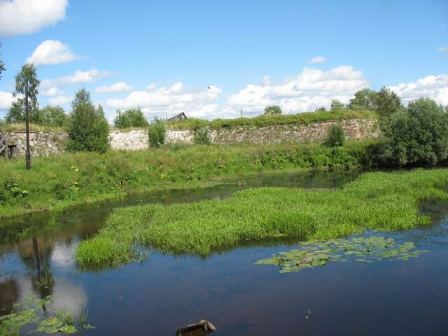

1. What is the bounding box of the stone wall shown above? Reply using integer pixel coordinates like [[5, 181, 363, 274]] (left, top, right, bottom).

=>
[[109, 129, 148, 150], [2, 118, 378, 157], [209, 119, 378, 145]]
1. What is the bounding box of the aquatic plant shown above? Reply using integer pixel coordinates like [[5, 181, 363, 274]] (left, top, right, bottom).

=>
[[0, 295, 94, 336], [256, 236, 427, 273], [76, 168, 448, 268]]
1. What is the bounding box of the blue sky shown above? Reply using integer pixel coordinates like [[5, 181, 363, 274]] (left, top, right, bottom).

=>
[[0, 0, 447, 120]]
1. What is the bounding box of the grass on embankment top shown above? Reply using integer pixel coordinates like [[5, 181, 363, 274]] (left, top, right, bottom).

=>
[[76, 168, 448, 268], [167, 109, 377, 130], [0, 141, 369, 218]]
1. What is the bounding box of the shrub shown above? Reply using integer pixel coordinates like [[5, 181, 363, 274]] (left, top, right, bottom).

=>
[[38, 105, 67, 127], [148, 119, 166, 147], [193, 127, 211, 145], [66, 89, 109, 153], [114, 108, 148, 128], [264, 105, 282, 115], [324, 124, 345, 147], [371, 98, 448, 167]]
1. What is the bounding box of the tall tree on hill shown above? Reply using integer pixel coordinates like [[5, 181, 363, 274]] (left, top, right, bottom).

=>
[[0, 45, 5, 80], [14, 64, 40, 169]]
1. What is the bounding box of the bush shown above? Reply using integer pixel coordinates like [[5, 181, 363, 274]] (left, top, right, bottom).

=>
[[114, 108, 148, 128], [38, 105, 67, 127], [148, 119, 166, 147], [264, 105, 282, 115], [324, 124, 345, 147], [369, 98, 448, 167], [193, 127, 211, 145], [66, 89, 109, 153]]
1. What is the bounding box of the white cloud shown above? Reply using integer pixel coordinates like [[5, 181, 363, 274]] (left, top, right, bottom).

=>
[[49, 95, 73, 106], [389, 74, 448, 106], [439, 46, 448, 53], [0, 91, 16, 110], [228, 65, 368, 114], [309, 56, 327, 64], [41, 86, 60, 97], [27, 40, 79, 66], [0, 0, 68, 36], [107, 82, 222, 119], [96, 81, 133, 93], [41, 69, 110, 89]]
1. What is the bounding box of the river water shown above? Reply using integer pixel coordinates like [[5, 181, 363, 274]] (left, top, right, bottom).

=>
[[1, 170, 447, 335]]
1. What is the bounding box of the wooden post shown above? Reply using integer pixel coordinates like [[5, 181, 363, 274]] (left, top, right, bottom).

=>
[[25, 82, 31, 169]]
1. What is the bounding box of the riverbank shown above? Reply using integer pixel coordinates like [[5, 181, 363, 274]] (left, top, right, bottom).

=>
[[0, 141, 370, 218], [76, 168, 448, 267]]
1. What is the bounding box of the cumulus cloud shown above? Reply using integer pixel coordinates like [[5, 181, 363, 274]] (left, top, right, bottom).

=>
[[96, 81, 133, 93], [0, 0, 68, 36], [41, 86, 60, 97], [0, 91, 16, 110], [228, 66, 369, 114], [439, 46, 448, 53], [27, 40, 79, 66], [49, 95, 73, 106], [106, 82, 222, 119], [389, 74, 448, 106], [41, 69, 110, 89], [309, 56, 327, 64]]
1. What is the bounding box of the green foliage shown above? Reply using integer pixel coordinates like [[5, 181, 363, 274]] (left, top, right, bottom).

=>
[[148, 119, 166, 147], [0, 295, 93, 336], [349, 87, 402, 118], [193, 127, 211, 145], [256, 236, 427, 273], [38, 105, 67, 127], [0, 141, 369, 218], [66, 89, 109, 153], [264, 105, 282, 115], [114, 108, 149, 128], [375, 87, 402, 117], [76, 168, 448, 265], [349, 89, 377, 110], [324, 124, 345, 147], [330, 100, 345, 111], [168, 110, 377, 130], [370, 98, 448, 167], [6, 100, 25, 123]]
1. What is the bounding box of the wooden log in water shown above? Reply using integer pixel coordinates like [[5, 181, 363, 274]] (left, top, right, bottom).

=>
[[176, 320, 216, 336]]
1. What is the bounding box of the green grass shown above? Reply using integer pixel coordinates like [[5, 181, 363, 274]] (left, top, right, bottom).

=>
[[0, 141, 369, 218], [0, 122, 65, 132], [76, 168, 448, 268], [167, 109, 377, 130]]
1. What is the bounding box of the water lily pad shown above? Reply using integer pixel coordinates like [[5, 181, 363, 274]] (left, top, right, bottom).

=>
[[257, 236, 428, 273]]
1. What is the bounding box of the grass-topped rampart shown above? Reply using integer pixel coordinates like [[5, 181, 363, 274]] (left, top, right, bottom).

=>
[[76, 168, 448, 268], [167, 109, 377, 130]]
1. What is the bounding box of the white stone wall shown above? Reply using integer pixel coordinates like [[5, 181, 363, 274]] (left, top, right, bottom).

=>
[[165, 129, 194, 144], [109, 129, 148, 150], [2, 118, 378, 156]]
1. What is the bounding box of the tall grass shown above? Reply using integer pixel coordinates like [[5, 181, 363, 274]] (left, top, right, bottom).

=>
[[0, 141, 369, 218], [167, 110, 377, 130], [76, 168, 448, 267]]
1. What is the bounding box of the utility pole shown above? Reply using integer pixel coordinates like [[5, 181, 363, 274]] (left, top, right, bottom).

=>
[[25, 81, 31, 170]]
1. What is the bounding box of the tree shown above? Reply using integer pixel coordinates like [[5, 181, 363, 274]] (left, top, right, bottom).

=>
[[349, 89, 377, 110], [6, 100, 24, 123], [148, 119, 166, 148], [375, 87, 402, 118], [371, 98, 448, 167], [330, 100, 345, 111], [67, 89, 109, 153], [324, 124, 345, 147], [264, 105, 282, 115], [38, 106, 66, 127], [14, 64, 40, 169], [114, 108, 148, 128]]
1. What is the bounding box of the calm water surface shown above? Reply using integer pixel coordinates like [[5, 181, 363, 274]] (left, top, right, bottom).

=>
[[1, 170, 448, 336]]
